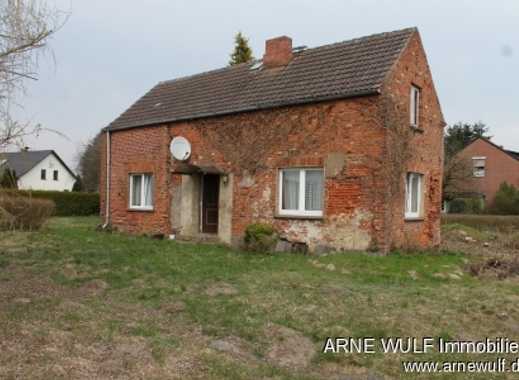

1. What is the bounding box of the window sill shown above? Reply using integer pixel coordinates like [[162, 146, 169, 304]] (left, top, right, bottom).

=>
[[275, 214, 324, 221], [410, 125, 424, 133], [404, 217, 424, 222], [128, 207, 154, 213]]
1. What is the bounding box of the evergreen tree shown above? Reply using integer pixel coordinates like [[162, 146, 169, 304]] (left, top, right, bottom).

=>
[[444, 121, 491, 158], [229, 32, 254, 66], [77, 132, 102, 192], [0, 168, 17, 189]]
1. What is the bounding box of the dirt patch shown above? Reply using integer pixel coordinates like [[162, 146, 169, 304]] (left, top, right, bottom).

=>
[[161, 301, 187, 314], [78, 279, 109, 297], [468, 257, 519, 279], [264, 323, 315, 369], [210, 336, 259, 364], [205, 282, 238, 297], [441, 224, 519, 257]]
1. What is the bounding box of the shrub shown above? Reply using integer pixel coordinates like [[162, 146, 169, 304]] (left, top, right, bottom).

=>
[[448, 197, 484, 214], [0, 189, 99, 216], [492, 182, 519, 215], [0, 195, 55, 231], [244, 223, 278, 253]]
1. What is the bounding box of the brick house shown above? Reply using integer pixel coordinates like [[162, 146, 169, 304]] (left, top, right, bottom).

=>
[[453, 137, 519, 207], [100, 27, 444, 253]]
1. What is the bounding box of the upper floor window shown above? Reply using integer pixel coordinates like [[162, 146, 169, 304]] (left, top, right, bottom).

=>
[[405, 172, 424, 219], [279, 168, 324, 217], [410, 85, 420, 128], [129, 173, 154, 210], [472, 157, 486, 177], [53, 170, 58, 181], [41, 169, 46, 180]]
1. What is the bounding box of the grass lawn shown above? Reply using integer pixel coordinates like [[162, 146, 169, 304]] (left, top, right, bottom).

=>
[[0, 217, 518, 379]]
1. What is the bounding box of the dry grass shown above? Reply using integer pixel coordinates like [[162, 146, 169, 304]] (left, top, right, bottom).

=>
[[442, 213, 519, 232], [1, 217, 519, 379], [0, 194, 55, 231]]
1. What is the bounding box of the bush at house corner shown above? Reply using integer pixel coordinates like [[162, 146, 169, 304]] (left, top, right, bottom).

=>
[[0, 190, 99, 216]]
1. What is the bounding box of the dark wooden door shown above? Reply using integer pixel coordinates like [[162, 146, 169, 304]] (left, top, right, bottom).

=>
[[202, 174, 219, 234]]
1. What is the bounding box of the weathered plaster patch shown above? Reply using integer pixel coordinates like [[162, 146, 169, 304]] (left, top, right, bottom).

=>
[[324, 153, 346, 178], [239, 170, 255, 188], [280, 210, 372, 252], [218, 174, 233, 244], [251, 185, 273, 219]]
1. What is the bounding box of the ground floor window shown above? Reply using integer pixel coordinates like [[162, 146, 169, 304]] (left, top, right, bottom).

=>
[[129, 173, 154, 210], [405, 172, 424, 219], [279, 168, 324, 217]]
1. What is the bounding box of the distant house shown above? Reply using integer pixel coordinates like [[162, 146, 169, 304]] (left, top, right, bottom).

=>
[[101, 27, 445, 253], [0, 150, 76, 191], [455, 137, 519, 206]]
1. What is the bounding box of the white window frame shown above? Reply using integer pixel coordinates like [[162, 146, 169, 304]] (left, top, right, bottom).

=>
[[410, 85, 420, 128], [472, 156, 486, 178], [278, 168, 324, 217], [405, 172, 423, 219], [129, 173, 154, 210]]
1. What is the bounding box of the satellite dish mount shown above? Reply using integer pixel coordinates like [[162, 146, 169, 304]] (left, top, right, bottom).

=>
[[170, 136, 192, 161]]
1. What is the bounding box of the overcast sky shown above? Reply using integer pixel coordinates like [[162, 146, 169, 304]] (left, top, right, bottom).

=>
[[13, 0, 519, 168]]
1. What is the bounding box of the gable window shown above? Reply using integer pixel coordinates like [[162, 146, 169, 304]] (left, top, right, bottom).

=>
[[472, 157, 486, 177], [279, 168, 324, 217], [405, 172, 423, 219], [53, 170, 58, 181], [41, 169, 46, 180], [410, 85, 420, 128], [129, 173, 154, 210]]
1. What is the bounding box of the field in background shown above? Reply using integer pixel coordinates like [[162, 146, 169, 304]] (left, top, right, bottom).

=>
[[0, 217, 518, 379], [442, 214, 519, 231]]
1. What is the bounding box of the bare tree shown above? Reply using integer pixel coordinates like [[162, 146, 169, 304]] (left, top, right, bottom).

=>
[[0, 0, 65, 150], [443, 154, 473, 198]]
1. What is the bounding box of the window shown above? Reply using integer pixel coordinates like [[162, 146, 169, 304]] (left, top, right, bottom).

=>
[[41, 169, 46, 180], [129, 173, 154, 210], [472, 157, 486, 177], [405, 172, 423, 219], [279, 168, 324, 217], [53, 170, 58, 181], [410, 85, 420, 128]]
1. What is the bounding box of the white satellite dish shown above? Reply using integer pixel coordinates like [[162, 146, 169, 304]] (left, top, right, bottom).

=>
[[170, 136, 191, 161]]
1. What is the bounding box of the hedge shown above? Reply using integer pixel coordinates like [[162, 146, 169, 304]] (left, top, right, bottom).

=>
[[448, 197, 484, 214], [0, 189, 99, 216]]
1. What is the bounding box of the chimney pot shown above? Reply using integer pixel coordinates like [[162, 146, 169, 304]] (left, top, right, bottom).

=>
[[263, 36, 293, 68]]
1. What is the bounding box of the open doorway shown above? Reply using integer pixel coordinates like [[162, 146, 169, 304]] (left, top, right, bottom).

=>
[[201, 174, 219, 233]]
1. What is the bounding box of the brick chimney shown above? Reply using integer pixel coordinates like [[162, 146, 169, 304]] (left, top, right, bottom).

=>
[[263, 36, 293, 68]]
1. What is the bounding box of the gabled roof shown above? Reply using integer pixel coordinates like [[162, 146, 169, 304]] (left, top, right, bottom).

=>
[[0, 150, 76, 178], [107, 27, 417, 131], [467, 137, 519, 162], [504, 149, 519, 161]]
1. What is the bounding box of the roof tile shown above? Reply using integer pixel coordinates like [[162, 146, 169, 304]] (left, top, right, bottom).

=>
[[108, 28, 416, 131]]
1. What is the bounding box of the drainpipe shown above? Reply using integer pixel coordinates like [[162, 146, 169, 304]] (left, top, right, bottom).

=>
[[102, 129, 111, 228]]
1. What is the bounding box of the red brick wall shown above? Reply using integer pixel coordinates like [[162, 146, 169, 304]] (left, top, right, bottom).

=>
[[100, 126, 171, 234], [99, 31, 444, 252], [381, 32, 445, 249], [458, 139, 519, 205], [167, 97, 387, 251]]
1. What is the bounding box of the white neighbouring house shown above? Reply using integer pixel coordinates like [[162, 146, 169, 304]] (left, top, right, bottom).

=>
[[0, 150, 76, 191]]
